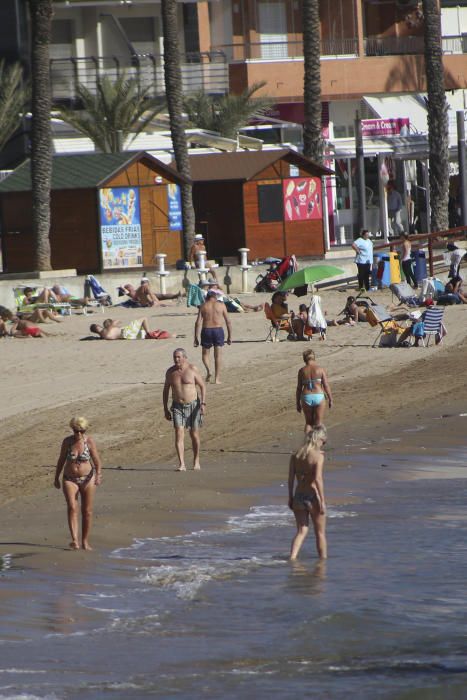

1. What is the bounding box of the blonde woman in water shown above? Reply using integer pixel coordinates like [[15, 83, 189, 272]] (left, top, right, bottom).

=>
[[54, 417, 102, 550], [288, 426, 327, 560]]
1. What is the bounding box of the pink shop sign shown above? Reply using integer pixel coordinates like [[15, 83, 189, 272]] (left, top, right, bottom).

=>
[[361, 118, 410, 137]]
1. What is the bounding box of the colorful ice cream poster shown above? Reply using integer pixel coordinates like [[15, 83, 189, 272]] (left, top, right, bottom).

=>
[[99, 187, 143, 269], [283, 177, 322, 221], [167, 183, 182, 231]]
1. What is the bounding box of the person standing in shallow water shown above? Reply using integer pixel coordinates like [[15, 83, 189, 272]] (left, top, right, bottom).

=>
[[163, 348, 206, 471], [54, 417, 102, 550], [289, 426, 327, 560]]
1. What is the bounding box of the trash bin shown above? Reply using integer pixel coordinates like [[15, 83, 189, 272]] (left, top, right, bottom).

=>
[[377, 252, 401, 287], [412, 249, 427, 282]]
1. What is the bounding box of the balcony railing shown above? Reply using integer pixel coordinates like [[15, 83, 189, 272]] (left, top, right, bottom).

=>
[[50, 52, 229, 103], [365, 35, 424, 56], [217, 38, 358, 61]]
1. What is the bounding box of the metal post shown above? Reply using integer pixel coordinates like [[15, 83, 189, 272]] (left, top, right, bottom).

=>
[[378, 153, 389, 242], [155, 253, 169, 295], [238, 248, 251, 293], [457, 110, 467, 226], [354, 111, 367, 232], [423, 160, 431, 232]]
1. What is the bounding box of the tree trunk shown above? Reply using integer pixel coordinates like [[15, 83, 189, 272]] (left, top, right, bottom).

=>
[[161, 0, 196, 259], [29, 0, 53, 270], [422, 0, 449, 232], [302, 0, 323, 163]]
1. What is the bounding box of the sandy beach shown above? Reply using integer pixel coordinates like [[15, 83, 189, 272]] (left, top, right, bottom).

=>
[[1, 287, 466, 566]]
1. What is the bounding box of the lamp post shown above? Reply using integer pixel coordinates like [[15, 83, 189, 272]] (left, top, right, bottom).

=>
[[457, 110, 467, 226]]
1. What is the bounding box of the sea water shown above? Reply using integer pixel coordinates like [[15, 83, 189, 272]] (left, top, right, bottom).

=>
[[1, 441, 467, 699]]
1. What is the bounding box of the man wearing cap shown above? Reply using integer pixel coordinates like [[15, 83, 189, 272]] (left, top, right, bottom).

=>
[[352, 229, 374, 291], [189, 234, 218, 280], [194, 291, 232, 384]]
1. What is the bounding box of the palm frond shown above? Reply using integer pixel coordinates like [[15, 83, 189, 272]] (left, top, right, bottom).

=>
[[0, 60, 30, 151]]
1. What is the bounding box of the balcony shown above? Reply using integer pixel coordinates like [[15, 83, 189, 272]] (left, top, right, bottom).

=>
[[365, 35, 424, 56], [50, 52, 229, 104]]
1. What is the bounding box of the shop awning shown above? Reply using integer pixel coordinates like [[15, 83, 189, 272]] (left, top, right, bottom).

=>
[[363, 94, 429, 134]]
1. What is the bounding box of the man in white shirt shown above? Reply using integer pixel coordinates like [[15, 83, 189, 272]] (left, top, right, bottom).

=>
[[352, 229, 374, 291]]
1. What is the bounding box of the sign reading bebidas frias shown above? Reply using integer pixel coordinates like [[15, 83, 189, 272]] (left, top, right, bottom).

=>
[[99, 187, 143, 268]]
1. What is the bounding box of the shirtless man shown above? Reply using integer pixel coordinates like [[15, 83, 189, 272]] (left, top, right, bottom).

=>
[[189, 234, 218, 280], [194, 291, 232, 384], [120, 279, 180, 307], [90, 318, 151, 340], [163, 348, 206, 471]]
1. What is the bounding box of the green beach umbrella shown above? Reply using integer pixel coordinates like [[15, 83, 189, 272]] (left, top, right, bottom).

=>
[[278, 264, 344, 292]]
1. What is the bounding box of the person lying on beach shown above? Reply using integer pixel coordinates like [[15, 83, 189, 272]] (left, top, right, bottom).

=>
[[1, 310, 49, 337], [23, 285, 89, 306], [19, 308, 62, 323], [288, 426, 327, 560], [119, 279, 181, 306], [90, 318, 175, 340], [54, 416, 102, 551], [163, 348, 206, 471], [199, 279, 263, 312], [296, 348, 333, 432], [327, 296, 367, 326]]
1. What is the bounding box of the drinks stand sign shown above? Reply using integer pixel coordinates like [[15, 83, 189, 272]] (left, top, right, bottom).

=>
[[99, 187, 143, 268]]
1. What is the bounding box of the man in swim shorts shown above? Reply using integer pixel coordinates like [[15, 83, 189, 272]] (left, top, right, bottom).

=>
[[163, 348, 206, 471], [194, 291, 232, 384]]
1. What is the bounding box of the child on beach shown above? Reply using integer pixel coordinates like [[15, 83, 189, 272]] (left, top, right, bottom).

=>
[[288, 426, 327, 560]]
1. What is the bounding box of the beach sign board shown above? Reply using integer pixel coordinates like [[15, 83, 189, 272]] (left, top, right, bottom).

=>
[[283, 177, 322, 221], [99, 187, 143, 268], [361, 118, 410, 137], [167, 184, 182, 231]]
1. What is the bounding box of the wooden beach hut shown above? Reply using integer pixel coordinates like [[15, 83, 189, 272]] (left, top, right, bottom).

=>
[[180, 149, 332, 261], [0, 151, 187, 273]]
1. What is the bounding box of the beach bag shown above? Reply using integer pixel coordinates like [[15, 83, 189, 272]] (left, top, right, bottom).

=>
[[412, 321, 425, 338]]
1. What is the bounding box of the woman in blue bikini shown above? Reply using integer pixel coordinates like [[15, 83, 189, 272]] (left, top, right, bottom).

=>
[[296, 348, 333, 432], [54, 416, 102, 550]]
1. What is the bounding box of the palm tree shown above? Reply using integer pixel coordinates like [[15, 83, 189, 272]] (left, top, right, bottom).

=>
[[0, 60, 29, 152], [57, 74, 164, 153], [302, 0, 322, 163], [184, 82, 272, 139], [422, 0, 449, 231], [28, 0, 53, 271], [161, 0, 195, 258]]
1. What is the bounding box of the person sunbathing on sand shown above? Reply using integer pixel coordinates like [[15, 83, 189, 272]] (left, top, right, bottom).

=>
[[119, 278, 180, 306], [1, 310, 49, 337], [90, 318, 175, 340], [288, 426, 327, 561]]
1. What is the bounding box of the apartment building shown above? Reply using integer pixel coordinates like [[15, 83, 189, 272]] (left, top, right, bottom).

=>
[[2, 0, 466, 241]]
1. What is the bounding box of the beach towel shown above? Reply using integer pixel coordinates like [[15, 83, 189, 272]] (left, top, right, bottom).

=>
[[307, 295, 327, 332], [187, 284, 205, 308], [146, 330, 172, 339]]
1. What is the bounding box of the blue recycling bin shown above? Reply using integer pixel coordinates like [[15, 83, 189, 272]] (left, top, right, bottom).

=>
[[413, 249, 427, 282]]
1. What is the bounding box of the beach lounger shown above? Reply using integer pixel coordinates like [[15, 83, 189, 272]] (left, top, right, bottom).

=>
[[13, 286, 72, 315], [366, 304, 406, 348], [390, 282, 420, 307], [417, 306, 446, 347]]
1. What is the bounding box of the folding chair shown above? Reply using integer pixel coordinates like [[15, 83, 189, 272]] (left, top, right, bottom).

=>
[[419, 306, 446, 346], [264, 302, 294, 342], [390, 282, 420, 307], [366, 304, 405, 348], [13, 286, 72, 315]]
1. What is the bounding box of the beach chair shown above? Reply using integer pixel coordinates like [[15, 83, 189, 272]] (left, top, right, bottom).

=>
[[13, 286, 72, 315], [85, 275, 112, 309], [390, 281, 420, 307], [418, 306, 446, 347], [366, 304, 405, 348], [264, 302, 294, 342]]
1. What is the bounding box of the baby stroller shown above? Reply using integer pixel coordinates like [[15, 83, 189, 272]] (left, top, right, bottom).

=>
[[255, 255, 298, 293]]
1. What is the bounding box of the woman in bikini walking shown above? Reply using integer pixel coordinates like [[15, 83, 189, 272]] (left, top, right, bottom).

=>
[[296, 348, 333, 432], [54, 417, 102, 550]]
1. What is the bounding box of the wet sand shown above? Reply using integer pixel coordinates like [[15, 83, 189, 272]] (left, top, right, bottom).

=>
[[0, 288, 466, 578]]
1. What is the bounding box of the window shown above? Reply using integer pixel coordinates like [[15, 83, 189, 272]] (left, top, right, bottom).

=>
[[258, 183, 283, 222]]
